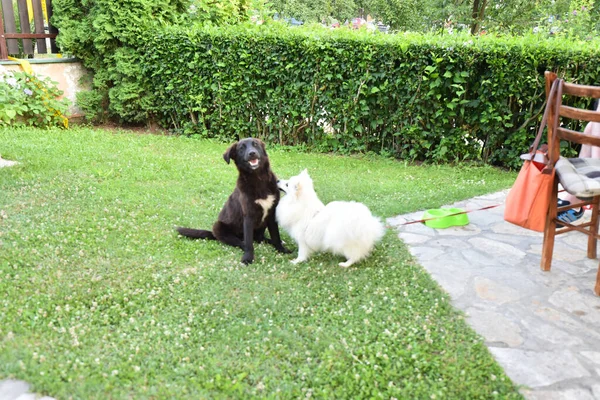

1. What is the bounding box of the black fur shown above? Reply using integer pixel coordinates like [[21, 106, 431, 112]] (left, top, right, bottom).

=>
[[176, 138, 290, 264]]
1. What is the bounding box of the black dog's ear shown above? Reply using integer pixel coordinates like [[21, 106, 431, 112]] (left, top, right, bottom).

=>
[[223, 142, 237, 164], [258, 139, 267, 154]]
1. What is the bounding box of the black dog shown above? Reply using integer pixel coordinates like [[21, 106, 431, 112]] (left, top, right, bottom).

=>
[[177, 138, 290, 264]]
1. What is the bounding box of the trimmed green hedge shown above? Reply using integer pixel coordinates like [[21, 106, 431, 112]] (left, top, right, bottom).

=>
[[52, 0, 190, 123], [144, 25, 600, 168]]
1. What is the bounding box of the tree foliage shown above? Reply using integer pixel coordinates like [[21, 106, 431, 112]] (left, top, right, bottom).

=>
[[269, 0, 600, 37], [270, 0, 357, 24]]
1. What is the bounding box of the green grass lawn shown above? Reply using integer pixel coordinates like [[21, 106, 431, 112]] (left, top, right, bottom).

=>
[[0, 127, 521, 399]]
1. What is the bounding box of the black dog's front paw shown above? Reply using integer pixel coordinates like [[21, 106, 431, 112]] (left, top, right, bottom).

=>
[[241, 252, 254, 264], [276, 244, 292, 254]]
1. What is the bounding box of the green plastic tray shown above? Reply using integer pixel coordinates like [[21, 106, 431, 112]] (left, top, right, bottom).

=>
[[422, 208, 469, 229]]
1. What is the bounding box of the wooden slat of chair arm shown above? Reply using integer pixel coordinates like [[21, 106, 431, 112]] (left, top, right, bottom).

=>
[[563, 81, 600, 98], [560, 105, 600, 123], [556, 127, 600, 147]]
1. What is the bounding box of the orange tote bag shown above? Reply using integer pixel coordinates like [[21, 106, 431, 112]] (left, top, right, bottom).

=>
[[504, 79, 559, 232], [504, 160, 555, 232]]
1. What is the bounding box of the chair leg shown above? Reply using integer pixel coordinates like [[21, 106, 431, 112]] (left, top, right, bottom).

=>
[[588, 196, 600, 259], [541, 177, 559, 271], [596, 262, 600, 296]]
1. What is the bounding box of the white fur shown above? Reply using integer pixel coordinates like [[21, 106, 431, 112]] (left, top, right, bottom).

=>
[[255, 194, 276, 223], [276, 170, 385, 267]]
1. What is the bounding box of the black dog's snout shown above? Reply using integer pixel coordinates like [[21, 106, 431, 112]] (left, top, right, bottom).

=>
[[248, 150, 258, 158]]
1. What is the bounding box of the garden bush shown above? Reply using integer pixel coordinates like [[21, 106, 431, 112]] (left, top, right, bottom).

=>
[[51, 0, 255, 124], [51, 0, 191, 123], [143, 24, 600, 168], [0, 69, 69, 128]]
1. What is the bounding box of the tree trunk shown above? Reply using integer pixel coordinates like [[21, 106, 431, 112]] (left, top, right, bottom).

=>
[[470, 0, 487, 35]]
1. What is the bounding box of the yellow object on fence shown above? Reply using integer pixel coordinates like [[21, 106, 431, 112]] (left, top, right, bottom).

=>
[[8, 56, 69, 129], [27, 0, 49, 23]]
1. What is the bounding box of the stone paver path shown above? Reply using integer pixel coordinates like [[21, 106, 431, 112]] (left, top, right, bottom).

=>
[[388, 190, 600, 400], [0, 156, 17, 168], [0, 380, 54, 400]]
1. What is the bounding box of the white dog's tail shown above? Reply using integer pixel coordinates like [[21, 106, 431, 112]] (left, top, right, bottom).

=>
[[361, 214, 385, 247]]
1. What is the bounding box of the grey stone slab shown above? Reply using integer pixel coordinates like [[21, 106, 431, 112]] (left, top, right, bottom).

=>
[[464, 211, 500, 227], [15, 395, 55, 400], [583, 258, 600, 273], [491, 221, 544, 237], [429, 238, 472, 250], [533, 306, 600, 342], [473, 277, 523, 305], [526, 268, 576, 291], [408, 246, 445, 261], [561, 232, 594, 251], [387, 211, 427, 228], [14, 395, 38, 400], [475, 190, 511, 201], [386, 214, 411, 227], [403, 221, 439, 236], [548, 287, 600, 325], [551, 259, 598, 276], [592, 384, 600, 399], [435, 224, 482, 236], [482, 232, 535, 246], [461, 249, 503, 267], [468, 237, 526, 260], [490, 348, 590, 388], [580, 351, 600, 366], [0, 156, 18, 168], [397, 232, 431, 245], [475, 269, 540, 299], [520, 317, 584, 347], [522, 388, 596, 400], [423, 262, 473, 299], [529, 243, 588, 263], [0, 380, 29, 400], [466, 308, 524, 347]]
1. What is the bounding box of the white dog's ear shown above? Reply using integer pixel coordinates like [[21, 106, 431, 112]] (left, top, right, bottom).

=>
[[300, 169, 309, 178], [295, 181, 302, 198]]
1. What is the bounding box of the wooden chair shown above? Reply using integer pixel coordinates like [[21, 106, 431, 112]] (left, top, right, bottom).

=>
[[541, 71, 600, 296]]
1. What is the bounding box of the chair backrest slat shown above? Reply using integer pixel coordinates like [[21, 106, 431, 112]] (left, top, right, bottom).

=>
[[562, 82, 600, 98], [556, 127, 600, 148], [545, 71, 600, 156], [560, 105, 600, 123]]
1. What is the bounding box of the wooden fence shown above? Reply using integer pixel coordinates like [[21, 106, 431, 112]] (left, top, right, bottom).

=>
[[0, 0, 58, 60]]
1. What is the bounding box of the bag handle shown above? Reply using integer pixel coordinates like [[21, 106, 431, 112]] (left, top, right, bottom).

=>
[[528, 78, 560, 159], [546, 78, 564, 169]]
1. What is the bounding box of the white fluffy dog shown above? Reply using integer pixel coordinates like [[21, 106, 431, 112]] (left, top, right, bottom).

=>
[[276, 170, 385, 267]]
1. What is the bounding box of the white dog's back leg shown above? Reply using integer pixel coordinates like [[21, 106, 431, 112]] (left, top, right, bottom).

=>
[[338, 242, 372, 268], [339, 259, 357, 268]]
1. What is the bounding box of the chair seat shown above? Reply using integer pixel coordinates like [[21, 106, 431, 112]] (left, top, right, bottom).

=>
[[556, 157, 600, 198]]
